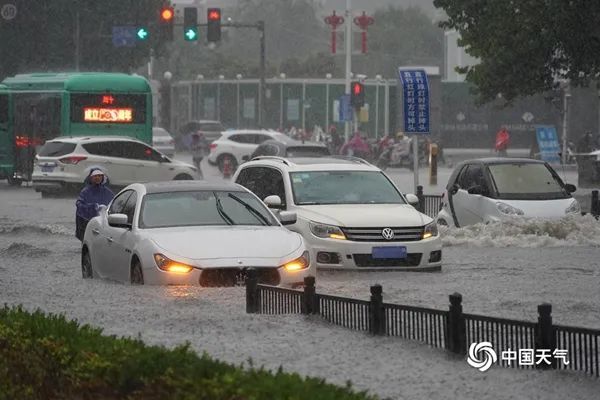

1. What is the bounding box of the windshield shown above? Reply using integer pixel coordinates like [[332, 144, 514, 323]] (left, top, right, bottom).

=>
[[487, 163, 570, 200], [290, 171, 405, 205], [139, 190, 278, 228]]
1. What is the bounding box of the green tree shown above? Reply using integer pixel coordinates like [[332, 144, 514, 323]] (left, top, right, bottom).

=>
[[0, 0, 167, 80], [434, 0, 600, 104]]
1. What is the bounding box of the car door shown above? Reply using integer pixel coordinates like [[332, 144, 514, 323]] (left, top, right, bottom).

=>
[[94, 190, 132, 278], [126, 141, 171, 182], [452, 164, 487, 226], [103, 190, 138, 282]]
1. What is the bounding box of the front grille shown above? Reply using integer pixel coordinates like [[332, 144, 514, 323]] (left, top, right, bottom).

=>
[[353, 253, 422, 267], [199, 268, 280, 287], [342, 227, 423, 242]]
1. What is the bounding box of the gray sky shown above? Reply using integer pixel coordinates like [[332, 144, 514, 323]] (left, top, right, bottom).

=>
[[321, 0, 435, 14]]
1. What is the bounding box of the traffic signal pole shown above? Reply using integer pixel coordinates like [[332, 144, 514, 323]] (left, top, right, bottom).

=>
[[344, 0, 352, 143]]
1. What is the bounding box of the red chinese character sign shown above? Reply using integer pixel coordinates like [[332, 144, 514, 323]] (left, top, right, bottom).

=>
[[353, 11, 374, 54], [324, 11, 344, 54]]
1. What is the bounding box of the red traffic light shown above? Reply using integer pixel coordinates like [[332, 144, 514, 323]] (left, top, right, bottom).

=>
[[208, 9, 221, 21], [353, 82, 363, 95], [161, 7, 174, 22]]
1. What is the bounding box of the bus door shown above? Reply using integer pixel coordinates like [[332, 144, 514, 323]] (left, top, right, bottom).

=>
[[0, 90, 14, 183]]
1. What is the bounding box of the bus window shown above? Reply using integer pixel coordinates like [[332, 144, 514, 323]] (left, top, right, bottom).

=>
[[0, 95, 8, 123], [70, 93, 146, 124]]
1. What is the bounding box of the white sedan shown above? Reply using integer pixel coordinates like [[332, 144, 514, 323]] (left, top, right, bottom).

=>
[[81, 181, 313, 287]]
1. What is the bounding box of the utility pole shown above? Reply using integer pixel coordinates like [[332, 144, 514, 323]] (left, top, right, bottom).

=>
[[258, 20, 266, 128], [344, 0, 352, 143]]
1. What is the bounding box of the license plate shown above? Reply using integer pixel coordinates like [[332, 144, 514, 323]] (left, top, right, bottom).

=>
[[41, 165, 55, 173], [372, 246, 407, 259]]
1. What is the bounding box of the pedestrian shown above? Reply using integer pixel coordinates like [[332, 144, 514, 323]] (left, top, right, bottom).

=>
[[190, 132, 208, 178], [75, 168, 114, 242], [494, 127, 510, 157]]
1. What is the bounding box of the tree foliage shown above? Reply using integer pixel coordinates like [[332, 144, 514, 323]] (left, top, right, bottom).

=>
[[434, 0, 600, 104], [0, 0, 166, 80]]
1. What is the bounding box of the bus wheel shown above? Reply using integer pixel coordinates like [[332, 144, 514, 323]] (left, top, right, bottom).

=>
[[7, 176, 22, 187]]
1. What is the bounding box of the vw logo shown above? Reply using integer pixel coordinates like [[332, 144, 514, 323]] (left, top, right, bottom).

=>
[[381, 228, 395, 240]]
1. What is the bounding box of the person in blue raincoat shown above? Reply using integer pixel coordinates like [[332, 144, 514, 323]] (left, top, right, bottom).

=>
[[75, 168, 114, 241]]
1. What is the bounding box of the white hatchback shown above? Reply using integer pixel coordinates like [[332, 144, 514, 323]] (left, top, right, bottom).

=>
[[436, 158, 580, 227], [207, 130, 291, 172], [233, 156, 442, 271], [33, 136, 199, 196]]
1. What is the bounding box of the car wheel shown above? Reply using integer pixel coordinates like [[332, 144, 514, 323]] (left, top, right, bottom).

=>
[[437, 218, 448, 226], [174, 173, 193, 180], [82, 249, 94, 279], [217, 154, 238, 173], [131, 260, 144, 285]]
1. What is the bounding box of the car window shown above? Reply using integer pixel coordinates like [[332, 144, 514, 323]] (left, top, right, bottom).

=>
[[120, 141, 162, 162], [263, 168, 287, 208], [290, 171, 405, 205], [139, 190, 277, 228], [122, 191, 138, 224], [109, 190, 133, 214], [82, 141, 122, 157], [286, 146, 330, 157], [458, 164, 489, 193], [38, 142, 76, 157], [229, 134, 253, 144], [236, 167, 266, 199], [255, 134, 273, 144]]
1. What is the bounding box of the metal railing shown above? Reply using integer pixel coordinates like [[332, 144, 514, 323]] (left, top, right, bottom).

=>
[[245, 272, 600, 378]]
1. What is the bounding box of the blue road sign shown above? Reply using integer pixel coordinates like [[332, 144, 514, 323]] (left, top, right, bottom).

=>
[[398, 68, 430, 134], [112, 26, 137, 47], [339, 94, 352, 122], [536, 125, 561, 164]]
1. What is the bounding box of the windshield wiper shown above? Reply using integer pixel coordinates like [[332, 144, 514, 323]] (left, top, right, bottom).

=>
[[227, 193, 270, 226], [215, 196, 234, 225]]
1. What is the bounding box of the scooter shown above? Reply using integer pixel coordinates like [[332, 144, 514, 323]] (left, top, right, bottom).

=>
[[377, 138, 426, 170]]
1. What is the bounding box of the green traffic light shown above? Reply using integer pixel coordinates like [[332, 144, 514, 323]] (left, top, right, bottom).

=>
[[184, 28, 198, 41], [136, 28, 149, 40]]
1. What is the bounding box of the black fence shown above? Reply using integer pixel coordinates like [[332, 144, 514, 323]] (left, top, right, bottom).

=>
[[246, 272, 600, 378]]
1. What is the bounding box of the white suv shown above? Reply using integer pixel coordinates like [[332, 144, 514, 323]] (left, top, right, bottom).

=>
[[207, 130, 291, 172], [233, 156, 442, 271], [33, 136, 199, 196]]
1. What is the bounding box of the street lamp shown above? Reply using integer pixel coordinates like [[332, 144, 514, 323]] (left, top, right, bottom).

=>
[[279, 73, 286, 129], [217, 75, 225, 121], [236, 74, 243, 127]]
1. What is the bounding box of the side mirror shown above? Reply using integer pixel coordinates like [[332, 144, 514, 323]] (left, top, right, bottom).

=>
[[450, 183, 460, 195], [278, 211, 297, 225], [107, 213, 131, 229], [564, 183, 576, 194], [264, 195, 283, 209], [467, 185, 486, 195], [242, 155, 250, 162], [405, 193, 419, 206]]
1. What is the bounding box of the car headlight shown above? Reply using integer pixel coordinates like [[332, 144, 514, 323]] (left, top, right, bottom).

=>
[[422, 221, 438, 239], [154, 253, 194, 274], [281, 251, 310, 272], [565, 200, 581, 214], [496, 202, 524, 216], [309, 222, 346, 240]]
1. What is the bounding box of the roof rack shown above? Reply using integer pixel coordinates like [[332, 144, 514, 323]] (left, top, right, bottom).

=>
[[250, 156, 291, 165], [329, 155, 373, 165]]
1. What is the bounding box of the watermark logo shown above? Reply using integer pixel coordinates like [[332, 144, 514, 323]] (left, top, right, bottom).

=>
[[467, 342, 570, 371], [467, 341, 497, 372]]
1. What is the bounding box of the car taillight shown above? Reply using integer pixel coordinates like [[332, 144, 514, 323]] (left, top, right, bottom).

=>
[[210, 143, 217, 151], [59, 156, 88, 165]]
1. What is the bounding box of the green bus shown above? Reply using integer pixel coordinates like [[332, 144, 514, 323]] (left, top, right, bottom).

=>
[[0, 72, 153, 185]]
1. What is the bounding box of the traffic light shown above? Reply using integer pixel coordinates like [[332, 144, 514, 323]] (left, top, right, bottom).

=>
[[136, 26, 150, 41], [350, 81, 365, 108], [159, 6, 175, 41], [207, 8, 222, 42], [183, 7, 198, 41]]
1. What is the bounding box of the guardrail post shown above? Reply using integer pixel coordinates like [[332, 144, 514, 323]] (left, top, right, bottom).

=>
[[245, 268, 259, 314], [536, 303, 556, 369], [369, 285, 385, 335], [416, 185, 425, 213], [302, 276, 318, 315], [447, 292, 466, 354], [591, 190, 599, 217]]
